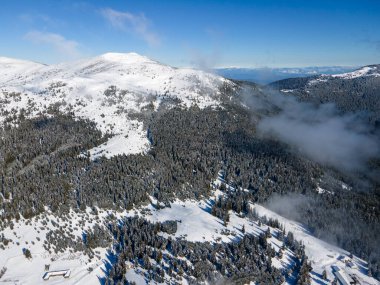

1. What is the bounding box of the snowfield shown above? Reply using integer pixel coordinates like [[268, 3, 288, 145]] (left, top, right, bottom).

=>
[[0, 208, 117, 284], [0, 57, 45, 84], [0, 53, 230, 158]]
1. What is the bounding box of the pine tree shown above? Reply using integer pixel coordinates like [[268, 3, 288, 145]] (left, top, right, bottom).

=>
[[322, 269, 327, 280]]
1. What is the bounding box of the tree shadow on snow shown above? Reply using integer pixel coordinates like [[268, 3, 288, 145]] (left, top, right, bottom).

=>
[[200, 199, 214, 214], [97, 250, 117, 285], [310, 271, 328, 285]]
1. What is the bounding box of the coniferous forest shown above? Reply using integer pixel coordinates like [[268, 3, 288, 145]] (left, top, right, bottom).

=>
[[1, 79, 379, 282]]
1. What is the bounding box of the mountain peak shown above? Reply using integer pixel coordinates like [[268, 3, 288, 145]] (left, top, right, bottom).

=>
[[0, 52, 227, 158], [97, 52, 155, 64]]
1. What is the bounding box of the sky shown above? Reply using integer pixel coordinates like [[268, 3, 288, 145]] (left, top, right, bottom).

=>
[[0, 0, 379, 68]]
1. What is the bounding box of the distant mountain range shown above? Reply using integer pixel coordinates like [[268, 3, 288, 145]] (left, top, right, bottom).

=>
[[215, 66, 357, 84]]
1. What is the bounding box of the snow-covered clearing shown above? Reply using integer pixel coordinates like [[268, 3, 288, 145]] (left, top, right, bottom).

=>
[[0, 208, 129, 284], [1, 192, 378, 284]]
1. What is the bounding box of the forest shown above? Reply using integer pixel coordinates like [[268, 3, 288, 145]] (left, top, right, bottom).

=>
[[0, 81, 379, 281]]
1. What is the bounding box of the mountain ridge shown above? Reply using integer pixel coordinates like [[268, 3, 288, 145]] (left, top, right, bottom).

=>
[[0, 52, 232, 158], [268, 63, 380, 127]]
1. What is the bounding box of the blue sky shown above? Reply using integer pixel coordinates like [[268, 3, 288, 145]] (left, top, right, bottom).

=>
[[0, 0, 379, 67]]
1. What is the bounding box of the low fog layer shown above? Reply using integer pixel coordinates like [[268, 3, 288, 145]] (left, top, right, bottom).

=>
[[263, 193, 313, 222], [244, 88, 379, 172]]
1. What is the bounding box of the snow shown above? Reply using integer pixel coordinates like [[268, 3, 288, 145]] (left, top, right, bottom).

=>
[[253, 204, 379, 285], [88, 125, 149, 159], [280, 89, 295, 93], [1, 54, 378, 283], [308, 76, 329, 85], [316, 186, 326, 194], [146, 200, 228, 242], [131, 174, 379, 284], [316, 186, 333, 195], [0, 53, 229, 159], [145, 199, 261, 243], [0, 57, 45, 84], [140, 177, 297, 279], [125, 268, 148, 284], [331, 66, 380, 79], [307, 65, 380, 86], [0, 207, 130, 284], [307, 66, 380, 86], [1, 188, 379, 284]]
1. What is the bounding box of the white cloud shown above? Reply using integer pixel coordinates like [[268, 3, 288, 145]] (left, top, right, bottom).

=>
[[101, 8, 160, 47], [24, 31, 81, 60]]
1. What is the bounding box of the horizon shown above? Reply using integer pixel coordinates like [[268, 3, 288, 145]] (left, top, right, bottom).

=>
[[0, 51, 369, 71], [0, 0, 379, 68]]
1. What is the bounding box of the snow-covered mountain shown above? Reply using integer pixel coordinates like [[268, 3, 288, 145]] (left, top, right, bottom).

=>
[[0, 57, 45, 83], [328, 64, 380, 79], [0, 53, 230, 158], [307, 64, 380, 83], [269, 64, 380, 126], [1, 55, 379, 285], [271, 64, 380, 90]]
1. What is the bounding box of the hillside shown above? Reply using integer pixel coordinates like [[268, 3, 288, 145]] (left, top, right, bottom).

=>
[[0, 54, 379, 284], [0, 53, 229, 158], [269, 65, 380, 126]]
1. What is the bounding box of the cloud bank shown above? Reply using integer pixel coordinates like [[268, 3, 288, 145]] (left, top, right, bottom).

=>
[[101, 8, 160, 47], [244, 89, 379, 173]]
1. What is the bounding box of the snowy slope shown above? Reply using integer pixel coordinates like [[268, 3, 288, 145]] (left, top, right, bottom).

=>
[[2, 200, 378, 284], [330, 65, 380, 79], [144, 177, 379, 285], [307, 65, 380, 85], [0, 189, 295, 285], [1, 173, 379, 284], [254, 204, 379, 285], [0, 53, 230, 158], [0, 207, 128, 285], [0, 57, 45, 84]]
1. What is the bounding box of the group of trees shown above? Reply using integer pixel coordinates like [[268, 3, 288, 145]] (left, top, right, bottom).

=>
[[211, 186, 251, 224], [0, 99, 320, 223], [102, 216, 308, 284]]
